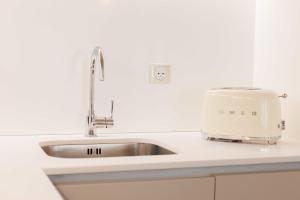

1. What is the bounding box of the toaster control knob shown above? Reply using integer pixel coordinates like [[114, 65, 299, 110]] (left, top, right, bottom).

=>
[[281, 120, 286, 130]]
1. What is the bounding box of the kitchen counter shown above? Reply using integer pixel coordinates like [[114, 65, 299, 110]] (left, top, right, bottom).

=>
[[1, 132, 300, 200]]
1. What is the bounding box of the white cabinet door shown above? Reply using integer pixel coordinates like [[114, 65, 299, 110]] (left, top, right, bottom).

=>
[[57, 177, 215, 200], [215, 171, 300, 200]]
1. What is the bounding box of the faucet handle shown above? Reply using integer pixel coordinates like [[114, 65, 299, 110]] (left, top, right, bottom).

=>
[[110, 100, 114, 119]]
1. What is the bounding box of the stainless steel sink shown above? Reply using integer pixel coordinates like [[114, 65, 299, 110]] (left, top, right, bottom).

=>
[[41, 142, 175, 158]]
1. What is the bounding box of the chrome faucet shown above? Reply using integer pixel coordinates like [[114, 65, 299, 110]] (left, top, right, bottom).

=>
[[87, 46, 114, 137]]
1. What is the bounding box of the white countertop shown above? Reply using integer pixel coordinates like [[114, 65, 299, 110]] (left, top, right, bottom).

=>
[[2, 132, 300, 200]]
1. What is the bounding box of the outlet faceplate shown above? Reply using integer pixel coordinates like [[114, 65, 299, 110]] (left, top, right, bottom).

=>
[[149, 63, 171, 84]]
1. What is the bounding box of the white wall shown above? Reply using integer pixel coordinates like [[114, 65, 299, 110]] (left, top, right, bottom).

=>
[[0, 0, 255, 135], [254, 0, 300, 138]]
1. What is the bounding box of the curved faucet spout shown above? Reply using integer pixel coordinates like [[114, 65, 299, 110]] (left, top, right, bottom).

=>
[[91, 46, 104, 81]]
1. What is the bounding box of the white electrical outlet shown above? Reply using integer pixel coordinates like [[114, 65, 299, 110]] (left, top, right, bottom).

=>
[[149, 63, 171, 84]]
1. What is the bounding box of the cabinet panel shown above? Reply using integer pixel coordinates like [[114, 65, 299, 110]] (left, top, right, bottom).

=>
[[57, 177, 215, 200], [215, 171, 300, 200]]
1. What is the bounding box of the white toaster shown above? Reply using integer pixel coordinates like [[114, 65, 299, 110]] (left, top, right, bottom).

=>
[[201, 87, 286, 144]]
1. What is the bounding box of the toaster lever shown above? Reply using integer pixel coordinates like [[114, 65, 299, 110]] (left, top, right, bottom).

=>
[[279, 93, 288, 98]]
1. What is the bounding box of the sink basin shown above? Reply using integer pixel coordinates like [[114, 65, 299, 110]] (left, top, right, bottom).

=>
[[41, 141, 175, 158]]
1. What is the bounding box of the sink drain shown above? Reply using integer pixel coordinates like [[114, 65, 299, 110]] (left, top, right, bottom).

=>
[[87, 148, 102, 155]]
